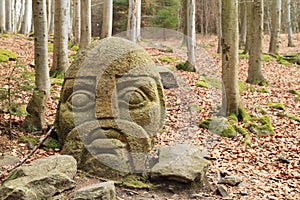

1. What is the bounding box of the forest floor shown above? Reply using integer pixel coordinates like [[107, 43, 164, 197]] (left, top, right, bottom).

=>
[[0, 33, 299, 199]]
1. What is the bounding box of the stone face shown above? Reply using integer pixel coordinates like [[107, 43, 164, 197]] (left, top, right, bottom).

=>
[[0, 155, 77, 200], [70, 181, 116, 200], [151, 144, 209, 183], [56, 37, 165, 178], [157, 66, 179, 89]]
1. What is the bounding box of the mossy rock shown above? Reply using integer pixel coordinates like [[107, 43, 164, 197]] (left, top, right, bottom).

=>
[[19, 135, 39, 146], [50, 77, 63, 86], [195, 80, 208, 88], [247, 115, 275, 136], [42, 137, 60, 150], [227, 113, 238, 124], [197, 74, 222, 89], [238, 53, 249, 59], [267, 102, 286, 111], [286, 114, 300, 122], [121, 175, 152, 189], [289, 90, 300, 102], [199, 118, 212, 129], [176, 61, 191, 72], [158, 56, 177, 63], [208, 117, 237, 138], [261, 54, 275, 62], [0, 48, 17, 62]]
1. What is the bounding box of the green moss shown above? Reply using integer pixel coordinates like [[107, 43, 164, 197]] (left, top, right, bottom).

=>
[[289, 90, 300, 102], [219, 121, 236, 138], [195, 80, 208, 88], [122, 175, 152, 189], [228, 113, 238, 124], [176, 61, 191, 72], [286, 114, 300, 122], [238, 107, 251, 123], [238, 81, 245, 94], [71, 45, 79, 51], [199, 119, 212, 129], [239, 53, 249, 59], [257, 87, 268, 93], [50, 77, 63, 86], [0, 48, 17, 62], [43, 138, 60, 150], [258, 80, 268, 86], [203, 76, 222, 89], [48, 43, 54, 52], [278, 58, 291, 66], [261, 54, 275, 62], [247, 115, 275, 136], [19, 135, 39, 146], [233, 124, 251, 146], [158, 56, 177, 63], [257, 106, 268, 115], [267, 102, 286, 111]]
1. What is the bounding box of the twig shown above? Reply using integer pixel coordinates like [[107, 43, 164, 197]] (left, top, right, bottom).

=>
[[0, 126, 54, 180]]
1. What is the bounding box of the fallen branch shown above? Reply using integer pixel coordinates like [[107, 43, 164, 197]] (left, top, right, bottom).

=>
[[0, 126, 54, 180]]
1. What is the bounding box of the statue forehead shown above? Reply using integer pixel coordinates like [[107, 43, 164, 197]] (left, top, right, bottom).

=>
[[65, 37, 160, 80]]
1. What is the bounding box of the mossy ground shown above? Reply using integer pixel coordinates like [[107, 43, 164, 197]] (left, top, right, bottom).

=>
[[267, 102, 286, 111], [0, 48, 17, 62]]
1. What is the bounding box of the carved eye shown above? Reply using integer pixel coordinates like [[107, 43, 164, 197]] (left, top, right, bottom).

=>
[[67, 91, 94, 111], [118, 87, 149, 109]]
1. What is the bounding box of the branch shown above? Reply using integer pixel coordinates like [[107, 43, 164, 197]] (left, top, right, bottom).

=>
[[0, 126, 54, 181]]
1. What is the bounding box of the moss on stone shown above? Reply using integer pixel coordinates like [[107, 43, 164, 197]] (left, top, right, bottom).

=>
[[278, 57, 291, 66], [289, 90, 300, 102], [0, 48, 17, 62], [19, 135, 39, 146], [227, 113, 238, 124], [199, 119, 212, 129], [247, 115, 275, 136], [158, 56, 177, 63], [195, 80, 209, 88], [238, 107, 251, 123], [121, 175, 153, 189], [261, 54, 275, 62], [267, 102, 286, 111], [176, 61, 191, 72], [219, 121, 236, 138]]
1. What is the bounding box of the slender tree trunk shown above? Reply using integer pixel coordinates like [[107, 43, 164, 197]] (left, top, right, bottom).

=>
[[181, 0, 188, 46], [221, 0, 242, 115], [48, 0, 54, 34], [269, 0, 281, 54], [136, 0, 141, 41], [244, 0, 252, 54], [129, 0, 137, 42], [0, 0, 5, 33], [217, 0, 222, 53], [101, 0, 113, 39], [20, 0, 32, 35], [239, 0, 247, 49], [5, 0, 12, 33], [46, 0, 51, 31], [286, 0, 294, 47], [247, 0, 265, 85], [50, 0, 70, 77], [80, 0, 91, 49], [187, 0, 196, 72], [23, 0, 50, 132], [73, 0, 80, 44], [17, 0, 25, 32]]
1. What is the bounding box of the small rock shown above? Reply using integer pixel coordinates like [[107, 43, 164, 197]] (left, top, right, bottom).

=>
[[218, 176, 243, 186], [157, 66, 179, 89], [216, 184, 228, 197], [70, 181, 116, 200]]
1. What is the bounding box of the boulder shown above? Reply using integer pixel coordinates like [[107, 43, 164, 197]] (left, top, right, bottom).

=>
[[151, 144, 209, 183], [157, 66, 179, 89], [0, 155, 77, 200], [70, 181, 116, 200], [56, 37, 166, 178], [0, 155, 19, 167]]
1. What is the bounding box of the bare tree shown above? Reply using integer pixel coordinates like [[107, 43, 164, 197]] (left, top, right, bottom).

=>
[[73, 0, 80, 44], [0, 0, 5, 33], [269, 0, 281, 54], [80, 0, 91, 49], [247, 0, 266, 85], [286, 0, 294, 47], [5, 0, 12, 33], [20, 0, 32, 35], [50, 0, 70, 77], [23, 0, 50, 132], [221, 0, 242, 115], [187, 0, 196, 72], [101, 0, 113, 38]]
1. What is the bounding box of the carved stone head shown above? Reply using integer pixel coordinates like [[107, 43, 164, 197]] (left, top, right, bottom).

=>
[[56, 37, 165, 178]]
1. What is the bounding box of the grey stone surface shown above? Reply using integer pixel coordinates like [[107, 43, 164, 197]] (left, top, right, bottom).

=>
[[70, 181, 116, 200], [0, 155, 19, 167], [0, 155, 77, 200], [151, 144, 209, 183], [157, 66, 179, 89], [218, 176, 243, 186], [216, 184, 228, 197]]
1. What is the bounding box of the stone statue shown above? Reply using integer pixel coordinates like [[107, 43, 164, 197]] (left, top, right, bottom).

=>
[[56, 37, 165, 178]]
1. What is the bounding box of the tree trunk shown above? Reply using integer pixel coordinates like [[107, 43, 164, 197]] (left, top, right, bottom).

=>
[[136, 0, 141, 41], [217, 0, 222, 53], [181, 0, 188, 46], [247, 0, 265, 85], [48, 0, 54, 34], [187, 0, 196, 72], [50, 0, 70, 77], [0, 0, 5, 33], [5, 0, 12, 33], [20, 0, 32, 35], [80, 0, 91, 49], [101, 0, 113, 39], [239, 0, 247, 49], [286, 0, 294, 47], [17, 0, 25, 32], [23, 0, 50, 132], [73, 0, 80, 44], [129, 0, 137, 42], [221, 0, 242, 115], [269, 0, 281, 54]]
